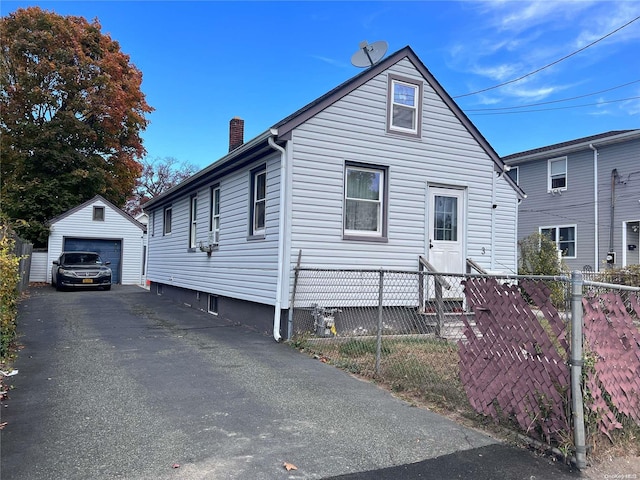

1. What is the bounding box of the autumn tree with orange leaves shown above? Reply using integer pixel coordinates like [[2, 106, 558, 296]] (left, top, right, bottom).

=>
[[0, 7, 153, 246]]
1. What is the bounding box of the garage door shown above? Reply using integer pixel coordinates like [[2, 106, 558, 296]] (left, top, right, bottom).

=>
[[63, 238, 122, 284]]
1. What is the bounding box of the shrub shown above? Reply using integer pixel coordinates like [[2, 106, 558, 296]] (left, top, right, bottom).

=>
[[518, 232, 568, 309], [0, 226, 21, 359]]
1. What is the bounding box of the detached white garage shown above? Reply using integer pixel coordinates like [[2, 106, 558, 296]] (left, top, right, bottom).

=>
[[45, 195, 146, 285]]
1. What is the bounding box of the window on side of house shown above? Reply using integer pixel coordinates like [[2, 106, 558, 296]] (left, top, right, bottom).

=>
[[250, 167, 266, 237], [150, 211, 155, 237], [506, 166, 519, 185], [93, 206, 105, 221], [548, 157, 567, 191], [540, 225, 576, 258], [208, 294, 218, 315], [387, 75, 422, 137], [163, 206, 172, 235], [210, 185, 220, 244], [343, 163, 388, 240], [189, 195, 198, 249]]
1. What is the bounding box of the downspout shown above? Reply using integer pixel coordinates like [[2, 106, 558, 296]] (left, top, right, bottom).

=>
[[589, 144, 599, 271], [268, 129, 286, 342], [610, 169, 618, 257]]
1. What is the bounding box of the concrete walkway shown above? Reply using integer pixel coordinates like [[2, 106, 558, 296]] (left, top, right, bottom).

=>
[[1, 286, 581, 479]]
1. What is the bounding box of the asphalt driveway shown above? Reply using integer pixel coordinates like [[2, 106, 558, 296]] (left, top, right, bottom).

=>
[[1, 285, 581, 479]]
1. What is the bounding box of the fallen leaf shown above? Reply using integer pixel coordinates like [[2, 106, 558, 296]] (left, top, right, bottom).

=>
[[283, 462, 298, 471], [0, 422, 7, 430], [171, 463, 180, 469]]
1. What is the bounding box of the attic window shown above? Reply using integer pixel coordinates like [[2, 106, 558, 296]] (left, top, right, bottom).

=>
[[387, 75, 422, 137], [93, 206, 105, 221]]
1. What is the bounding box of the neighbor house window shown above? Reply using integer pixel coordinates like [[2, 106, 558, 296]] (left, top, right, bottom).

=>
[[344, 163, 388, 240], [387, 75, 422, 136], [163, 206, 172, 235], [210, 185, 220, 244], [93, 206, 105, 221], [189, 195, 197, 249], [540, 225, 576, 258], [548, 157, 567, 191], [250, 166, 266, 237], [150, 211, 155, 237], [506, 166, 519, 185]]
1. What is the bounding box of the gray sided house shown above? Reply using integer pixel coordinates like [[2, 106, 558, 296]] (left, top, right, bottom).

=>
[[144, 46, 522, 340], [503, 130, 640, 272], [46, 195, 147, 285]]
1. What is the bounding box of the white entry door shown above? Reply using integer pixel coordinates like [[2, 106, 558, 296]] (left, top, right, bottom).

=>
[[428, 187, 465, 274]]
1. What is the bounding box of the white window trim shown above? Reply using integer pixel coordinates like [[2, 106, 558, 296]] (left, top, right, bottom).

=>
[[210, 186, 220, 245], [540, 224, 577, 259], [344, 164, 385, 238], [388, 76, 421, 136], [547, 157, 567, 192], [189, 195, 198, 249]]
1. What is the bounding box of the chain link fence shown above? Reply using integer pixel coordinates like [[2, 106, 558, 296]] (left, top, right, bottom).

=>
[[289, 266, 640, 466]]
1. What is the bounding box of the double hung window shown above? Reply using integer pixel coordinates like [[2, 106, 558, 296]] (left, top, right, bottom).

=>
[[210, 186, 220, 244], [163, 207, 172, 235], [388, 75, 422, 136], [344, 163, 387, 239], [250, 167, 266, 237], [548, 157, 567, 191], [189, 195, 197, 248]]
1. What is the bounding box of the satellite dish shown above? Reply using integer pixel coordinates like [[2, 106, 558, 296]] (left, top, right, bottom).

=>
[[351, 40, 388, 68]]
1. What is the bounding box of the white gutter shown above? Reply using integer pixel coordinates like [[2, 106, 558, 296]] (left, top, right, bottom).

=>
[[268, 129, 286, 342], [589, 144, 599, 272]]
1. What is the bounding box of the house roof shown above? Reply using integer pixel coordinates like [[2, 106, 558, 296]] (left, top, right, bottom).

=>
[[145, 45, 521, 209], [49, 194, 146, 231], [502, 130, 640, 163]]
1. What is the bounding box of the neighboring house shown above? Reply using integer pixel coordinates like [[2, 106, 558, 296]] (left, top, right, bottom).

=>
[[503, 130, 640, 272], [143, 45, 523, 340], [45, 195, 146, 285]]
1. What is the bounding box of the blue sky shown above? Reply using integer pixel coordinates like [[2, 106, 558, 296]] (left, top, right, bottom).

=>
[[3, 0, 640, 168]]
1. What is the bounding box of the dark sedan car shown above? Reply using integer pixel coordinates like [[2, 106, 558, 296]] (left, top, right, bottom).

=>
[[51, 251, 112, 291]]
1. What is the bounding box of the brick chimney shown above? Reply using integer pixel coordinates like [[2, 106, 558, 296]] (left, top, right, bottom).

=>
[[229, 117, 244, 152]]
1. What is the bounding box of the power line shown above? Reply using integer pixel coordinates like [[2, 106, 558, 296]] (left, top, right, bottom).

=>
[[453, 15, 640, 99], [464, 79, 640, 112], [468, 95, 640, 115]]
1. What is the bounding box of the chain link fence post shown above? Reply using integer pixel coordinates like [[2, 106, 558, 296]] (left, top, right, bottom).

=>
[[570, 270, 587, 469], [375, 269, 384, 376]]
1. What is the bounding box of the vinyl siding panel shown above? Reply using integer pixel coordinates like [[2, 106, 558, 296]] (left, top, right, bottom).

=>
[[596, 138, 640, 268], [147, 154, 281, 306], [513, 136, 639, 271], [288, 58, 516, 276]]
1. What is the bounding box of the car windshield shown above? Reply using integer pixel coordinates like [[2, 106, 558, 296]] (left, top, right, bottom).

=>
[[62, 253, 102, 265]]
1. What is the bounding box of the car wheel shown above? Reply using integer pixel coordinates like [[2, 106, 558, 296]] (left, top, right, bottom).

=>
[[55, 275, 63, 291], [104, 285, 111, 291]]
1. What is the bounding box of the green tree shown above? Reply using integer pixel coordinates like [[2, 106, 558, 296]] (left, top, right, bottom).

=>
[[0, 7, 153, 246]]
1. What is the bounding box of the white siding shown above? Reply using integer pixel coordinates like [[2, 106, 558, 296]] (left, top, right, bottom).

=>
[[287, 58, 517, 278], [146, 154, 282, 306], [29, 251, 48, 282], [47, 199, 145, 285]]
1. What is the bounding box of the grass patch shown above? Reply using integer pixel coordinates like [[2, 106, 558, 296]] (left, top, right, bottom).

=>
[[292, 335, 469, 413]]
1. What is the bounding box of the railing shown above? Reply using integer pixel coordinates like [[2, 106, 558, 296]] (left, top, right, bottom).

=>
[[466, 257, 488, 274], [418, 255, 450, 337]]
